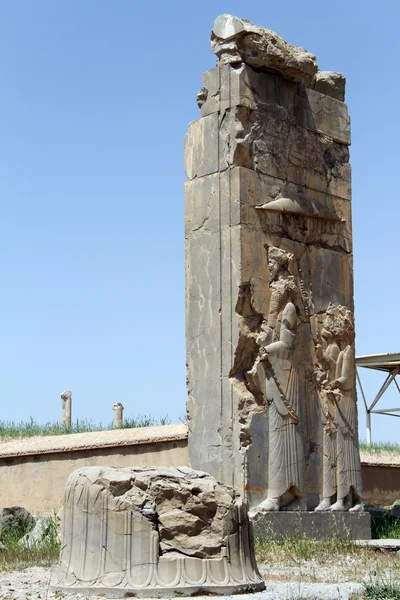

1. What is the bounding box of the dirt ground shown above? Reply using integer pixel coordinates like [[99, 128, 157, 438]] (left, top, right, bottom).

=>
[[0, 562, 368, 600]]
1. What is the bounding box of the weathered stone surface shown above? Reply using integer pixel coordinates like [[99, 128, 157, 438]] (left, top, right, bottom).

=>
[[192, 67, 351, 197], [0, 506, 35, 542], [252, 511, 371, 541], [184, 113, 220, 179], [51, 466, 264, 597], [211, 14, 318, 84], [18, 516, 57, 548], [314, 71, 346, 102], [60, 390, 72, 427], [388, 499, 400, 517], [112, 402, 124, 428], [186, 16, 363, 519], [210, 15, 345, 104]]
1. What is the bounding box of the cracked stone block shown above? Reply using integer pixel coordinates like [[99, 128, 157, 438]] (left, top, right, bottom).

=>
[[51, 466, 265, 597]]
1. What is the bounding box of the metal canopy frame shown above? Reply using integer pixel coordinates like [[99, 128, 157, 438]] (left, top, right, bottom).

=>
[[356, 353, 400, 445]]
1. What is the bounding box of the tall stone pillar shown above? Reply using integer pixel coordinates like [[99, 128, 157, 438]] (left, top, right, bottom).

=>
[[185, 15, 362, 513], [112, 402, 124, 428], [61, 390, 72, 428]]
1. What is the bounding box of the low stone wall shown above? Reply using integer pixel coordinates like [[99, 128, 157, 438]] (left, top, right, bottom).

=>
[[0, 424, 188, 514], [362, 464, 400, 507], [0, 424, 399, 513], [360, 451, 400, 507]]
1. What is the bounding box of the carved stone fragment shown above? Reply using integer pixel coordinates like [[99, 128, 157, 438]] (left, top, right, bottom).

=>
[[185, 15, 362, 515], [51, 466, 264, 596], [211, 14, 318, 83]]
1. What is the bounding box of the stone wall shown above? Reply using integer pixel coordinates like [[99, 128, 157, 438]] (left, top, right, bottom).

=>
[[0, 424, 188, 514], [0, 422, 397, 512], [362, 461, 400, 507]]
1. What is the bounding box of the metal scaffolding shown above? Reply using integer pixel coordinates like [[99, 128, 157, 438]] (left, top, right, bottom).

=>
[[356, 353, 400, 445]]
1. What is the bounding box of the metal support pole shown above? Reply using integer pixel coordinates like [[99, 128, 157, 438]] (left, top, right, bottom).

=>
[[370, 367, 400, 411], [366, 411, 372, 445], [356, 367, 369, 412]]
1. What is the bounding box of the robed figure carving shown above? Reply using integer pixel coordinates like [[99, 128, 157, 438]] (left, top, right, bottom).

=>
[[245, 249, 363, 513], [255, 247, 305, 511], [315, 303, 362, 512]]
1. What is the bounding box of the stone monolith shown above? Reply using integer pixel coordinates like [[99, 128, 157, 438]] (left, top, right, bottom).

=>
[[51, 466, 264, 597], [185, 14, 363, 513]]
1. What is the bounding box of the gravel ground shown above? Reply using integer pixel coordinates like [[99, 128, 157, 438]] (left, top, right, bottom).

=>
[[0, 565, 365, 600]]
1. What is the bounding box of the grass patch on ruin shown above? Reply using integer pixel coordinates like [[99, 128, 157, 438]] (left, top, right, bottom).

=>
[[359, 441, 400, 453], [0, 415, 170, 440]]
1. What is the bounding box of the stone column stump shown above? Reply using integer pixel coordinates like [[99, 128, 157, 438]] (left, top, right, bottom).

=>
[[51, 466, 265, 597]]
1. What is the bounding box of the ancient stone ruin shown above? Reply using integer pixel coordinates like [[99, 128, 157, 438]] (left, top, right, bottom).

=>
[[60, 390, 72, 428], [185, 14, 363, 514], [51, 14, 368, 597], [52, 466, 264, 596], [112, 402, 124, 428]]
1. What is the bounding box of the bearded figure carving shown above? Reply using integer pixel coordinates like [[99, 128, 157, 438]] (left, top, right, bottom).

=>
[[253, 247, 306, 511]]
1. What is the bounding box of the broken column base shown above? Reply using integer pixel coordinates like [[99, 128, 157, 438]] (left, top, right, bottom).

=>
[[252, 511, 371, 541], [52, 568, 265, 599], [51, 466, 265, 597]]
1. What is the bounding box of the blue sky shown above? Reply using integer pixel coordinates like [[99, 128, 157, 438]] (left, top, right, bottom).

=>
[[0, 1, 399, 443]]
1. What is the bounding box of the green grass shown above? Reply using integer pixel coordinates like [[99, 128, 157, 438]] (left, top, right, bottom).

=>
[[255, 534, 356, 565], [363, 570, 400, 599], [359, 441, 400, 453], [372, 514, 400, 539], [254, 532, 400, 588], [0, 415, 170, 440], [0, 516, 60, 572], [0, 537, 60, 572], [363, 582, 400, 599]]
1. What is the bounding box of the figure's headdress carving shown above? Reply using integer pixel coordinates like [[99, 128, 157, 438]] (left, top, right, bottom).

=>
[[268, 246, 293, 268]]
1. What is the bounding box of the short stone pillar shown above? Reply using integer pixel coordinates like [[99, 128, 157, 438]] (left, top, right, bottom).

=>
[[60, 390, 72, 428], [112, 402, 124, 428], [51, 466, 265, 597]]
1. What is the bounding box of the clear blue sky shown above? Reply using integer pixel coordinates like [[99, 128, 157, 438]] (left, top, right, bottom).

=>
[[0, 1, 399, 443]]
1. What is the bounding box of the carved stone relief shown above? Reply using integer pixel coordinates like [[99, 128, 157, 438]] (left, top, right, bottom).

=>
[[185, 15, 362, 515], [314, 304, 362, 511], [235, 239, 362, 514], [256, 247, 306, 511]]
